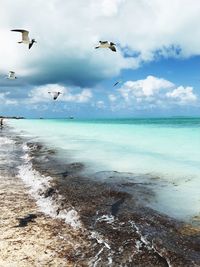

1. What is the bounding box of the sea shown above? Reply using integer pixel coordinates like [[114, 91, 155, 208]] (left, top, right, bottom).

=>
[[1, 117, 200, 265], [7, 117, 200, 222]]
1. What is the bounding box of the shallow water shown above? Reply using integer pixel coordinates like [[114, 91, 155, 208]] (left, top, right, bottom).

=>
[[7, 118, 200, 221]]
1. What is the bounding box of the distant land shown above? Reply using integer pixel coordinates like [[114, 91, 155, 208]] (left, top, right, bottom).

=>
[[0, 116, 25, 119]]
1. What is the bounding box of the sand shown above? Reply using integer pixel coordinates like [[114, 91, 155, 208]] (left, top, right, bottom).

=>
[[0, 168, 91, 267]]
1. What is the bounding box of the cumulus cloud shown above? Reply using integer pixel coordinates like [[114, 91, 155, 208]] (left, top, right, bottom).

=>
[[1, 0, 200, 116], [113, 76, 198, 110], [1, 0, 200, 89], [119, 75, 174, 99], [28, 84, 92, 103], [108, 94, 118, 102], [166, 86, 197, 104], [0, 0, 139, 88]]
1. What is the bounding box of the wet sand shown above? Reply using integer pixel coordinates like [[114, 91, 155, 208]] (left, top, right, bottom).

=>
[[0, 128, 95, 267], [0, 170, 97, 266]]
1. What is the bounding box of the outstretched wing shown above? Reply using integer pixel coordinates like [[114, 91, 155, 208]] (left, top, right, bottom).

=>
[[49, 92, 61, 100], [109, 45, 116, 52], [99, 41, 108, 44], [9, 71, 15, 78], [113, 81, 119, 87], [11, 29, 30, 42], [29, 42, 34, 49]]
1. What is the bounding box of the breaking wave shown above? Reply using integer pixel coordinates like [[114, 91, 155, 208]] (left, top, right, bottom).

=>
[[17, 143, 82, 229]]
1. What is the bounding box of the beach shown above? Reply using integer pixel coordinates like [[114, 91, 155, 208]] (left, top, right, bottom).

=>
[[0, 119, 200, 266], [0, 128, 95, 266]]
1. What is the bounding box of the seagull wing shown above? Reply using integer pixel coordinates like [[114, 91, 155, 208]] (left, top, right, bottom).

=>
[[113, 81, 119, 87], [11, 29, 30, 42], [9, 71, 15, 78], [29, 42, 34, 49], [109, 45, 117, 52], [53, 94, 58, 100], [100, 41, 108, 44]]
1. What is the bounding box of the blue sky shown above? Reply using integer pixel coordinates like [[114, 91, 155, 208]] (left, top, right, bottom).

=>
[[1, 0, 200, 118]]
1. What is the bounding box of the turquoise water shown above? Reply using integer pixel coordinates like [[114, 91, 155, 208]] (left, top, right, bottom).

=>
[[8, 118, 200, 221]]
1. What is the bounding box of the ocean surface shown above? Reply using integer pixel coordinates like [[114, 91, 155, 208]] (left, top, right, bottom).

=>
[[7, 117, 200, 222]]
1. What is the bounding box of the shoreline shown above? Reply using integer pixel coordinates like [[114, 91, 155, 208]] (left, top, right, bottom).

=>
[[1, 126, 200, 266], [0, 127, 95, 266]]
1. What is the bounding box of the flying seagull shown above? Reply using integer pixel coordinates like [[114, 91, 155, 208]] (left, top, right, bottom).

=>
[[48, 91, 62, 100], [95, 41, 117, 52], [11, 29, 37, 49], [7, 71, 17, 80], [113, 80, 123, 87]]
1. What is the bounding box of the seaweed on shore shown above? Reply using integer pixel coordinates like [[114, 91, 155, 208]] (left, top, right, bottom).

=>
[[15, 214, 37, 227]]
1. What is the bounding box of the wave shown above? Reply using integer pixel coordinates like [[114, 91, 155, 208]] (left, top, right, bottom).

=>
[[17, 143, 82, 229], [0, 136, 15, 145]]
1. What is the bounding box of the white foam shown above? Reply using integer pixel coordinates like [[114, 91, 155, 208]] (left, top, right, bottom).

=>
[[0, 137, 15, 145], [96, 214, 115, 224], [89, 231, 113, 267], [17, 147, 82, 229], [90, 231, 111, 250], [130, 220, 172, 267]]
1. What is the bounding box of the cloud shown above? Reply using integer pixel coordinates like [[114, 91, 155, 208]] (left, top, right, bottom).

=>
[[119, 75, 174, 99], [28, 84, 92, 103], [1, 0, 200, 117], [0, 92, 18, 105], [108, 94, 118, 102], [96, 100, 106, 109], [1, 0, 200, 89], [0, 0, 139, 88], [166, 86, 197, 104], [114, 76, 198, 110]]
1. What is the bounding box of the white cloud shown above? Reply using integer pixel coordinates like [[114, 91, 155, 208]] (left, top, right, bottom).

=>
[[120, 75, 174, 98], [166, 86, 197, 104], [96, 100, 106, 109], [1, 0, 200, 88], [108, 94, 117, 102], [69, 89, 92, 103], [91, 0, 125, 17], [28, 84, 92, 103], [115, 76, 198, 110], [0, 92, 18, 105]]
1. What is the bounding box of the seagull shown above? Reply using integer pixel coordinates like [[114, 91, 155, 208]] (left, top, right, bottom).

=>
[[7, 71, 17, 80], [95, 41, 117, 52], [11, 29, 37, 49], [48, 92, 62, 100], [113, 80, 123, 87]]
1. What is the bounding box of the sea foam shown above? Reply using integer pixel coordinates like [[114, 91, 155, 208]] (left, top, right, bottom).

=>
[[17, 143, 82, 229]]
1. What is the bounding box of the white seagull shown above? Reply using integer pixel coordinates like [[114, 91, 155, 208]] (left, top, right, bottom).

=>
[[48, 91, 62, 100], [11, 29, 37, 49], [95, 41, 117, 52], [7, 71, 17, 80]]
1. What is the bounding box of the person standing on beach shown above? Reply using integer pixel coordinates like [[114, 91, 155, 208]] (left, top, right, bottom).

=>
[[0, 118, 4, 128]]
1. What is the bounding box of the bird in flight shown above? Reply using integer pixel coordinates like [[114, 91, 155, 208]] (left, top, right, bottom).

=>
[[95, 41, 117, 52], [48, 91, 62, 100], [7, 71, 17, 80], [11, 29, 37, 49], [113, 80, 123, 87]]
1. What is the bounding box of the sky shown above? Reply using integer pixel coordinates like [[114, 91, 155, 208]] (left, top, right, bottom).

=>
[[1, 0, 200, 118]]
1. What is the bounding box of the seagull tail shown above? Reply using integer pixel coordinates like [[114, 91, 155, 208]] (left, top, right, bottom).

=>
[[95, 46, 100, 49], [18, 41, 22, 44]]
